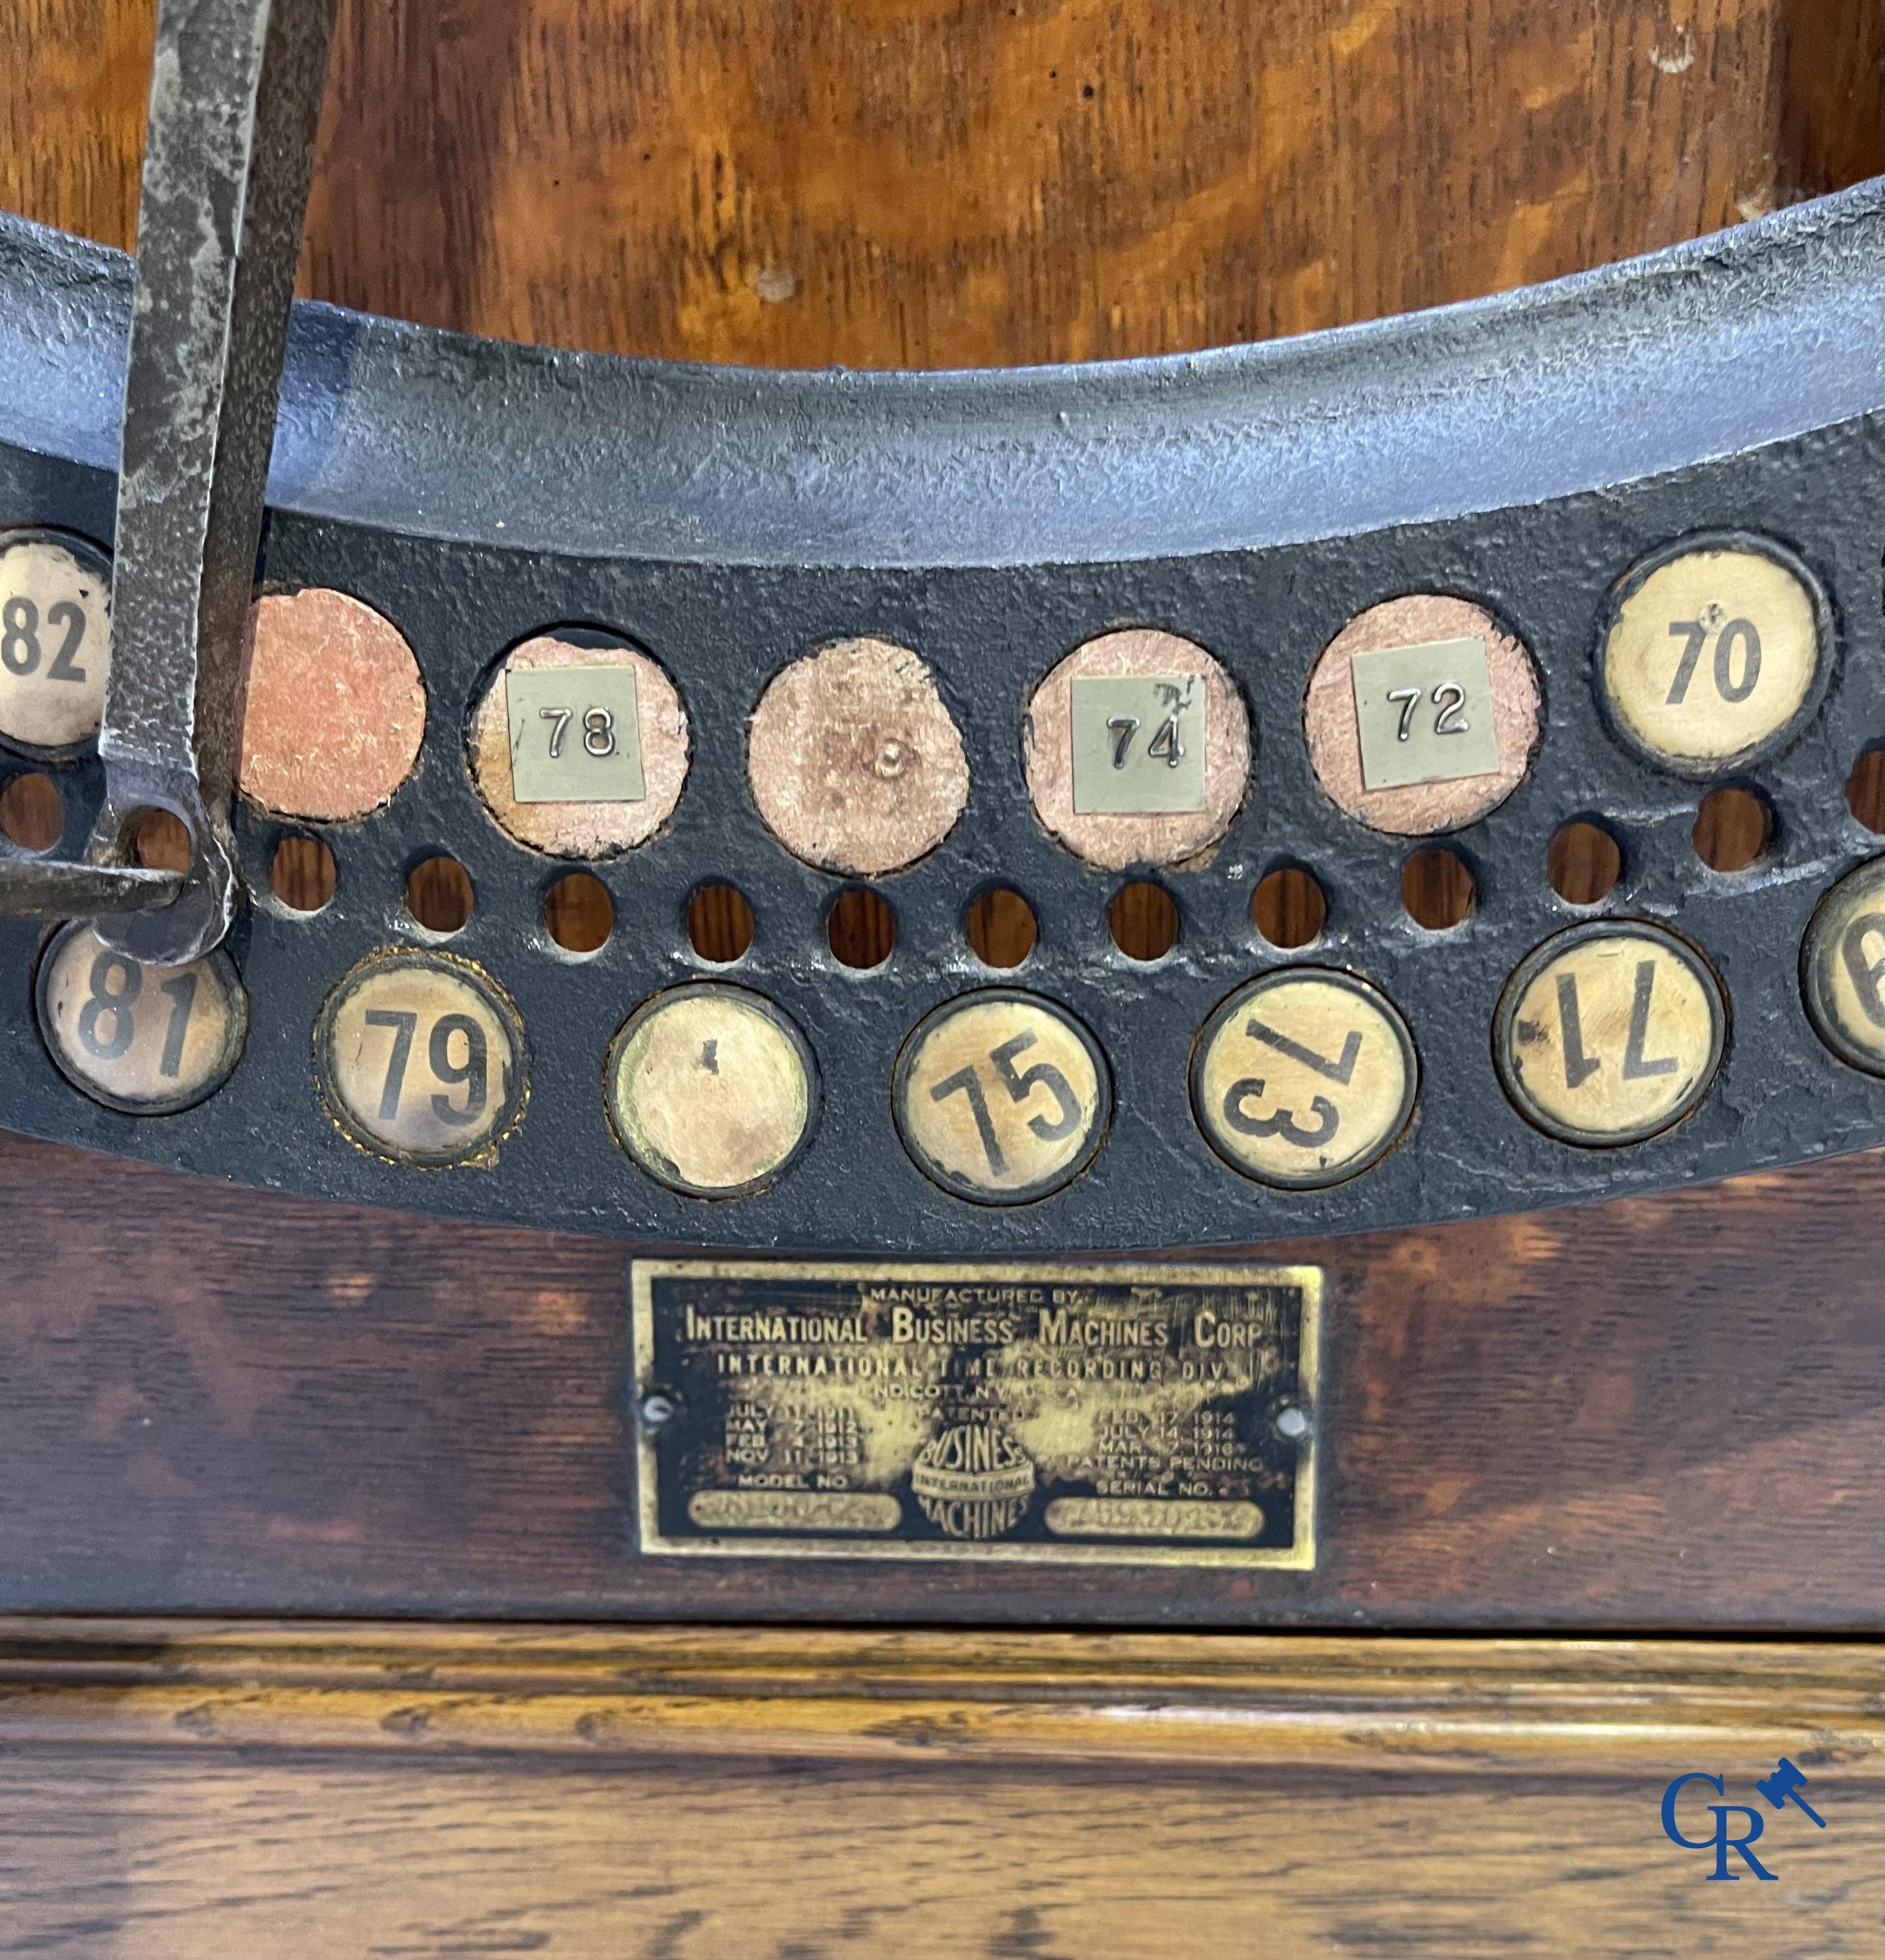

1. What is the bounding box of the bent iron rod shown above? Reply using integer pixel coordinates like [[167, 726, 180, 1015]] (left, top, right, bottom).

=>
[[0, 0, 338, 959]]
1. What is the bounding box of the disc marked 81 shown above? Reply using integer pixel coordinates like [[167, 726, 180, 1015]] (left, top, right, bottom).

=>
[[36, 920, 247, 1115]]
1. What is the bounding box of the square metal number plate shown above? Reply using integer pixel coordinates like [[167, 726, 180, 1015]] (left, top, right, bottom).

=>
[[1069, 674, 1209, 814], [506, 663, 646, 802], [1350, 637, 1502, 790]]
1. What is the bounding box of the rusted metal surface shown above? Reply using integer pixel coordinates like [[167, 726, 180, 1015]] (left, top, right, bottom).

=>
[[0, 0, 338, 960]]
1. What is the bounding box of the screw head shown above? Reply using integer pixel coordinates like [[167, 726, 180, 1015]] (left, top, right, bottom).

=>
[[1274, 1404, 1310, 1441], [639, 1392, 678, 1430]]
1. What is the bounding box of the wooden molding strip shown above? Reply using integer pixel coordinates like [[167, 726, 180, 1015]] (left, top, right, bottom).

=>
[[1, 1619, 1878, 1777]]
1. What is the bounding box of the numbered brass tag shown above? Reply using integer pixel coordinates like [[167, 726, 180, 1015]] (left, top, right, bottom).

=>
[[468, 633, 690, 856], [1303, 594, 1541, 836], [1350, 637, 1503, 790], [0, 530, 111, 754], [606, 984, 819, 1198], [1802, 858, 1885, 1078], [505, 662, 645, 803], [1022, 629, 1250, 870], [894, 990, 1110, 1203], [1496, 923, 1725, 1145], [1191, 969, 1417, 1188], [315, 949, 526, 1164], [36, 921, 246, 1114], [1599, 536, 1825, 772], [1069, 674, 1209, 814]]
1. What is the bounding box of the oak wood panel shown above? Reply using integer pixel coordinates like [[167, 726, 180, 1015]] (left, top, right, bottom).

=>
[[2, 0, 1880, 367], [0, 1621, 1878, 1958], [1, 1131, 1876, 1629], [4, 1619, 1881, 1770]]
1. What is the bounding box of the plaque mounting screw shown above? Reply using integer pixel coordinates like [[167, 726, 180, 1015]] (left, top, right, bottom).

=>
[[638, 1392, 678, 1430], [1274, 1404, 1310, 1441]]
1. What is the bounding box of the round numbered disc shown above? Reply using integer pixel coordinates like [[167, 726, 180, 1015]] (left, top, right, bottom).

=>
[[1191, 969, 1416, 1188], [468, 630, 691, 856], [1801, 857, 1885, 1078], [0, 530, 112, 754], [1598, 536, 1825, 772], [36, 921, 246, 1115], [606, 985, 818, 1198], [894, 990, 1110, 1205], [1022, 628, 1250, 870], [315, 949, 526, 1165], [1496, 923, 1725, 1146]]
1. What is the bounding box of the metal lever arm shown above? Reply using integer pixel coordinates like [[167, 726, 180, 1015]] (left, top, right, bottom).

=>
[[0, 0, 337, 961]]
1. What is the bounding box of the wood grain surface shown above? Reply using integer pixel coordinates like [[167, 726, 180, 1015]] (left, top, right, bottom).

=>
[[2, 0, 1879, 367], [2, 1618, 1879, 1770], [4, 1749, 1873, 1959], [1, 1129, 1876, 1629], [0, 1619, 1878, 1958]]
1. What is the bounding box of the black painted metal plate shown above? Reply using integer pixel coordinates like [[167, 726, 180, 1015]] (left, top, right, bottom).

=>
[[0, 192, 1880, 1253]]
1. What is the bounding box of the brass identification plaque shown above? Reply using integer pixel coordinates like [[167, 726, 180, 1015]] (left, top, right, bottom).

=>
[[632, 1261, 1320, 1568]]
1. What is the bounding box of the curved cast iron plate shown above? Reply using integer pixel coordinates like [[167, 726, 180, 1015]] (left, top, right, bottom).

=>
[[1, 188, 1880, 1253]]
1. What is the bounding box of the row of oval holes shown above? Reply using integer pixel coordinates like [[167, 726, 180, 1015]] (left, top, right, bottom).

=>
[[3, 757, 1882, 964]]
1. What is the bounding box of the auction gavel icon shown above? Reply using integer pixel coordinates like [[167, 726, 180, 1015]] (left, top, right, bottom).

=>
[[1755, 1758, 1827, 1828]]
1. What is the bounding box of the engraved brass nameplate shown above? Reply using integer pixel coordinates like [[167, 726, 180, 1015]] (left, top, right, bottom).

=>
[[631, 1260, 1320, 1567]]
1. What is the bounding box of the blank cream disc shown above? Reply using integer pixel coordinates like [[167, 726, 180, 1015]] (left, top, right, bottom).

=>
[[606, 985, 818, 1198]]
